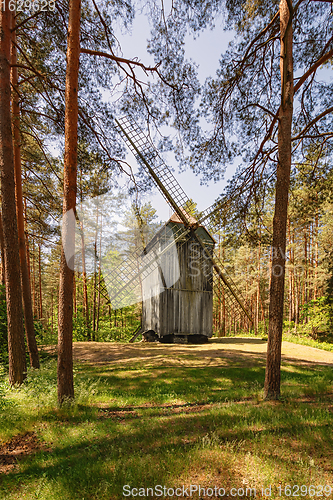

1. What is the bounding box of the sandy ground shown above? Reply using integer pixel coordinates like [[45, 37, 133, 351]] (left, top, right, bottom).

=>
[[42, 338, 333, 367]]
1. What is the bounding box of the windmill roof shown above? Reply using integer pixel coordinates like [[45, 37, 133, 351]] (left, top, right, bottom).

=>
[[169, 209, 198, 226], [142, 208, 215, 255]]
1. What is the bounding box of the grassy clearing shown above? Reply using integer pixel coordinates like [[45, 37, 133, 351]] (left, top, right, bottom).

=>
[[282, 331, 333, 352], [0, 344, 333, 500], [231, 329, 333, 353]]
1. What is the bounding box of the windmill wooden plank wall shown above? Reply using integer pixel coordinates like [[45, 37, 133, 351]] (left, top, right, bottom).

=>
[[142, 213, 215, 342]]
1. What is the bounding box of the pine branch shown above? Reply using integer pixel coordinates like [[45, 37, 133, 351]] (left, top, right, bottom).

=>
[[292, 106, 333, 141], [294, 48, 333, 94], [80, 48, 160, 73], [11, 11, 41, 32]]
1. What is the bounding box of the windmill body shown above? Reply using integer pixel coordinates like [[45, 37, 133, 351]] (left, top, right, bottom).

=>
[[142, 211, 215, 343]]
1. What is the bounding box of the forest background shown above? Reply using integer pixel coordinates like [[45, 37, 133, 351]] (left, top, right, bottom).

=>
[[0, 0, 332, 394]]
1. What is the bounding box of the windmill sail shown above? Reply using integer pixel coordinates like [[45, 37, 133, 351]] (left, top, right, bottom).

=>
[[102, 222, 186, 309], [107, 115, 253, 325], [116, 115, 196, 225]]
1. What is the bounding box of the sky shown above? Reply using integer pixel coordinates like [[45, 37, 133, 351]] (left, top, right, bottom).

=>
[[110, 6, 236, 222], [110, 4, 333, 223], [46, 2, 333, 227]]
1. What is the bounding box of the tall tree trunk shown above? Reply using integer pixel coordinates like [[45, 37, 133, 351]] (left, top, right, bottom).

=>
[[0, 211, 5, 286], [73, 272, 77, 318], [25, 232, 31, 284], [80, 222, 90, 340], [96, 218, 102, 334], [51, 291, 53, 336], [287, 217, 293, 330], [57, 0, 81, 405], [217, 235, 222, 336], [109, 304, 112, 330], [92, 241, 97, 340], [38, 244, 43, 321], [256, 236, 261, 335], [23, 195, 31, 292], [304, 229, 308, 321], [0, 2, 26, 384], [291, 228, 296, 322], [11, 14, 39, 368], [264, 0, 293, 400], [92, 206, 99, 339], [314, 212, 318, 300], [32, 238, 37, 317], [96, 263, 101, 335]]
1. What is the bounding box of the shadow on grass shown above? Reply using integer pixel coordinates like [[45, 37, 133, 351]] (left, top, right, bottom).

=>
[[211, 338, 267, 345], [1, 353, 333, 499], [75, 354, 333, 408], [1, 395, 333, 500]]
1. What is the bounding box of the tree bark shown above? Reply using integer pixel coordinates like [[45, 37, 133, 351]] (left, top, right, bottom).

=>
[[256, 235, 261, 335], [24, 197, 31, 282], [57, 0, 81, 405], [51, 291, 53, 336], [92, 212, 99, 340], [303, 229, 308, 321], [264, 0, 293, 400], [32, 237, 37, 317], [0, 2, 27, 384], [314, 212, 318, 300], [11, 19, 40, 368], [96, 219, 102, 334], [80, 222, 90, 340], [92, 241, 97, 340], [287, 218, 294, 330], [38, 244, 43, 321], [0, 210, 5, 286], [73, 272, 77, 317]]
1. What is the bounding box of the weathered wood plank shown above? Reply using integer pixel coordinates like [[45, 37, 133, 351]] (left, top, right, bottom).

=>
[[142, 218, 214, 339]]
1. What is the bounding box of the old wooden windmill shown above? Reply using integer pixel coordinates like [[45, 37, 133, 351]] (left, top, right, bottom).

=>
[[99, 115, 253, 342]]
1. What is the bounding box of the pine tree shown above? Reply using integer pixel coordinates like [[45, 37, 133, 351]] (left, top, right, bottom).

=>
[[0, 2, 26, 385], [57, 0, 81, 405]]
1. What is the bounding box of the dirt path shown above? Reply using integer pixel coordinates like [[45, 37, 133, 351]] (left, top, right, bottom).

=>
[[43, 337, 333, 367]]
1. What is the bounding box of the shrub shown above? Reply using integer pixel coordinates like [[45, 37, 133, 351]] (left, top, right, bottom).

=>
[[298, 296, 331, 340]]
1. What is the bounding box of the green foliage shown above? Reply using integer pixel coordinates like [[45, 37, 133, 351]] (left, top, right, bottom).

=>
[[97, 318, 141, 343], [182, 198, 201, 219], [0, 364, 10, 411], [283, 296, 333, 349], [33, 319, 46, 343], [72, 304, 141, 343], [299, 297, 331, 338], [283, 297, 332, 343], [282, 330, 333, 353], [72, 308, 89, 342]]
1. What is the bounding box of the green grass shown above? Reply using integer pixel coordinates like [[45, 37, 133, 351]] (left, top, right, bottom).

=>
[[226, 329, 333, 353], [0, 345, 333, 500], [282, 330, 333, 352]]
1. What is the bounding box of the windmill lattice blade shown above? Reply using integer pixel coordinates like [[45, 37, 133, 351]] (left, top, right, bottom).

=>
[[116, 115, 196, 224], [213, 272, 251, 334], [198, 200, 227, 229], [212, 253, 253, 323], [97, 223, 190, 308], [114, 114, 252, 324], [190, 231, 253, 323]]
